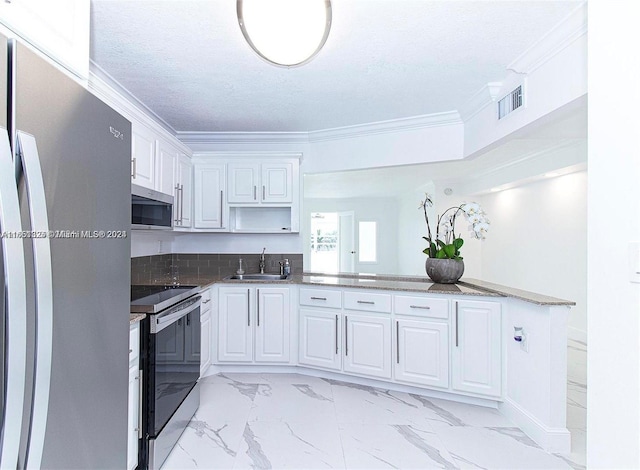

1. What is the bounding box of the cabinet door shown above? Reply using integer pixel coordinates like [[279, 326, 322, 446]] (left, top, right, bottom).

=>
[[451, 300, 502, 397], [155, 140, 176, 196], [218, 288, 253, 362], [127, 365, 140, 470], [176, 154, 192, 228], [344, 313, 392, 379], [298, 309, 341, 371], [200, 311, 212, 376], [395, 319, 449, 388], [255, 287, 290, 363], [131, 124, 156, 189], [227, 162, 260, 203], [193, 163, 226, 229], [261, 163, 293, 203]]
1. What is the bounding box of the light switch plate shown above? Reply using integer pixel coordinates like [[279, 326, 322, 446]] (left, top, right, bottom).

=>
[[629, 242, 640, 283]]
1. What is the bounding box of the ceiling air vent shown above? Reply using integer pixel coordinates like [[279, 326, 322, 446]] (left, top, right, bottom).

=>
[[497, 85, 523, 120]]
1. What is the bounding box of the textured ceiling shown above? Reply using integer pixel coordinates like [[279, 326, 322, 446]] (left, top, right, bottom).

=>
[[90, 0, 582, 133]]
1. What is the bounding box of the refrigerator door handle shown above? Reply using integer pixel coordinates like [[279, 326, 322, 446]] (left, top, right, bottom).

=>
[[16, 131, 54, 470], [0, 131, 28, 470]]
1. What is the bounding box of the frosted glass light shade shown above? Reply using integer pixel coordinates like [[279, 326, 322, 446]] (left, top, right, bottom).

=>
[[237, 0, 332, 67]]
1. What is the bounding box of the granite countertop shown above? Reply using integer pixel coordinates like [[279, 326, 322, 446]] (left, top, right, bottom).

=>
[[129, 313, 146, 325], [158, 272, 574, 306]]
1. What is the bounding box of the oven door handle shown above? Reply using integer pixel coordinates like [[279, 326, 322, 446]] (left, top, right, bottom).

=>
[[152, 296, 201, 334]]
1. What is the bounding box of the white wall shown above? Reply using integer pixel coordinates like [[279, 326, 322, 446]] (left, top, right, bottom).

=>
[[463, 5, 587, 158], [587, 1, 640, 467], [478, 171, 587, 340], [306, 120, 464, 174]]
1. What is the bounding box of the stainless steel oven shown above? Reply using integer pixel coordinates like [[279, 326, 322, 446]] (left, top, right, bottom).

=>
[[132, 285, 201, 470]]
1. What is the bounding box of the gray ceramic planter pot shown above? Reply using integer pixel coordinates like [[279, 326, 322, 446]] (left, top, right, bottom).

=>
[[425, 258, 464, 284]]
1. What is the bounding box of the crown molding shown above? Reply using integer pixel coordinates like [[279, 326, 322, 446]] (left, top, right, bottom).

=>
[[87, 61, 192, 155], [458, 82, 503, 122], [192, 151, 303, 161], [177, 131, 310, 146], [507, 2, 587, 75], [308, 111, 462, 143], [177, 111, 462, 147]]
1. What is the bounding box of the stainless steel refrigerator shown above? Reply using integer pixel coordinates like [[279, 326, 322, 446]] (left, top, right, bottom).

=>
[[1, 34, 132, 469]]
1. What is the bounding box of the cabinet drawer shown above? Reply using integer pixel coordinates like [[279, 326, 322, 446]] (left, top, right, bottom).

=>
[[300, 288, 342, 309], [394, 295, 449, 319], [129, 324, 140, 365], [344, 291, 391, 313]]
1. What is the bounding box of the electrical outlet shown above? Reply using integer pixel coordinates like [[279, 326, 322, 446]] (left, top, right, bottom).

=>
[[157, 240, 163, 253]]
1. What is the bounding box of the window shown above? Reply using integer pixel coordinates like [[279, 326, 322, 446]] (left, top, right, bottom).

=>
[[358, 221, 377, 263]]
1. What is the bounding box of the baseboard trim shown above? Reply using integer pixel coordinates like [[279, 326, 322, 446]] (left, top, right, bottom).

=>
[[499, 397, 571, 454]]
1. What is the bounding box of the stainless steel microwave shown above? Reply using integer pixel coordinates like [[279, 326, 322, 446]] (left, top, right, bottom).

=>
[[131, 184, 174, 230]]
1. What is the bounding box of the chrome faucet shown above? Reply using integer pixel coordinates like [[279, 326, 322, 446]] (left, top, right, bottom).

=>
[[259, 247, 266, 274]]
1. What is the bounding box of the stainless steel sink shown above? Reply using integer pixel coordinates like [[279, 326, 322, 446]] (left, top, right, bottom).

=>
[[224, 273, 290, 281]]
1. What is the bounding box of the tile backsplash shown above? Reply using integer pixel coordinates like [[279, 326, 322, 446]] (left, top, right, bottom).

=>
[[131, 253, 303, 285]]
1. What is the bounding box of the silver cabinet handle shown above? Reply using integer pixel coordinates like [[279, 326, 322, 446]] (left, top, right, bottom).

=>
[[455, 302, 459, 347], [357, 300, 374, 305], [131, 158, 136, 178], [202, 299, 210, 304], [335, 315, 339, 355], [310, 296, 327, 301], [396, 321, 400, 364], [179, 184, 184, 225], [257, 289, 260, 327], [129, 349, 133, 354], [174, 183, 181, 223], [254, 185, 257, 200], [247, 289, 250, 326], [262, 185, 266, 200], [345, 316, 348, 356], [410, 305, 430, 310], [220, 190, 224, 228]]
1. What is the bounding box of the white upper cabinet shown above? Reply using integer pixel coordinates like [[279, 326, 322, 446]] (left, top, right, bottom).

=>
[[155, 139, 177, 197], [227, 162, 260, 203], [131, 123, 156, 190], [193, 163, 226, 230], [227, 161, 293, 204], [0, 0, 90, 78]]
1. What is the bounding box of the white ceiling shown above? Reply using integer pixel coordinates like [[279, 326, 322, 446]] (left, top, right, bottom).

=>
[[90, 0, 582, 133]]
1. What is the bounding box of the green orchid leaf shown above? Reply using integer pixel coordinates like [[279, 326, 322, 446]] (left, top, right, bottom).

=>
[[443, 244, 456, 258], [453, 238, 464, 250]]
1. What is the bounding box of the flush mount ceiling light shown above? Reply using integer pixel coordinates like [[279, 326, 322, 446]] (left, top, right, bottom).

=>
[[237, 0, 332, 67]]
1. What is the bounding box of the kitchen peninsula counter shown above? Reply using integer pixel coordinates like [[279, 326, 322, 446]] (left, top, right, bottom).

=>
[[164, 272, 574, 306]]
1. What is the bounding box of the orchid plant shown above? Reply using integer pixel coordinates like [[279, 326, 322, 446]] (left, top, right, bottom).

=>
[[419, 193, 490, 260]]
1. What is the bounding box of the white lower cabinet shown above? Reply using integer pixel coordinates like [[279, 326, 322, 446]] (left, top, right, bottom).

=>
[[451, 299, 502, 397], [255, 287, 291, 363], [127, 323, 141, 470], [394, 319, 449, 388], [200, 288, 213, 376], [343, 313, 392, 379], [217, 286, 291, 363], [299, 309, 342, 371]]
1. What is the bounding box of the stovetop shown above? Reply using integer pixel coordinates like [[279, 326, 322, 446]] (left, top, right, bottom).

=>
[[130, 284, 200, 313]]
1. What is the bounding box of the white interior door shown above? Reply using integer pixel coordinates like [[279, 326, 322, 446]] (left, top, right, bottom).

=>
[[338, 212, 355, 273]]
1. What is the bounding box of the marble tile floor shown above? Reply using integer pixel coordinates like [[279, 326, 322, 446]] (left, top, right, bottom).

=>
[[162, 341, 587, 470]]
